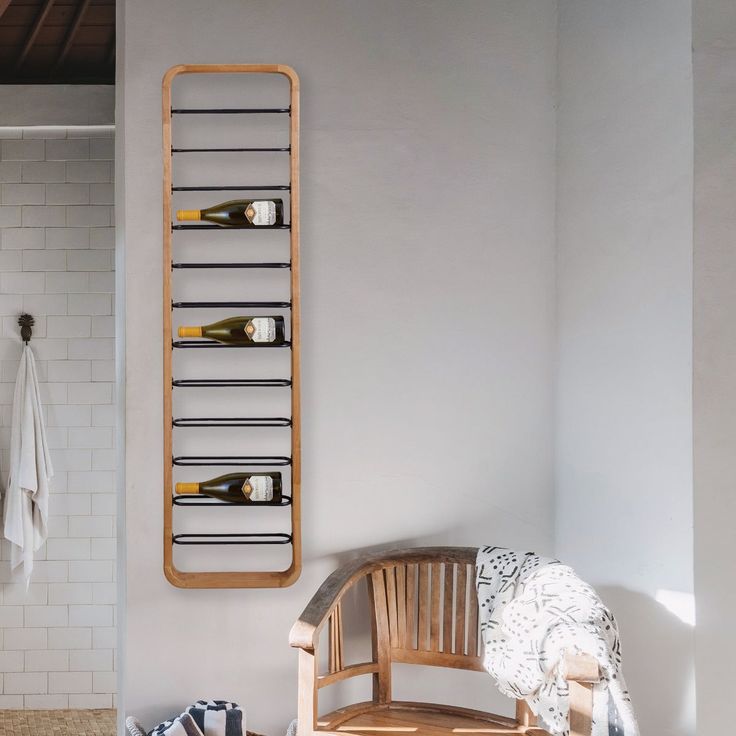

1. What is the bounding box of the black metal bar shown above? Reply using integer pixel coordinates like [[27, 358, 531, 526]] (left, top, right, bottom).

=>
[[173, 494, 292, 508], [173, 416, 291, 428], [172, 262, 291, 270], [172, 301, 291, 309], [172, 185, 290, 192], [173, 532, 292, 545], [172, 224, 290, 230], [171, 108, 290, 114], [172, 340, 291, 349], [173, 378, 291, 388], [173, 455, 291, 467], [172, 147, 290, 153]]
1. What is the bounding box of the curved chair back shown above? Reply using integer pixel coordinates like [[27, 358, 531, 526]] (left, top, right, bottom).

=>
[[368, 547, 483, 672]]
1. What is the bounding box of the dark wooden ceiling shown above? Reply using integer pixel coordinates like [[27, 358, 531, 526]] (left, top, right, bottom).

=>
[[0, 0, 114, 84]]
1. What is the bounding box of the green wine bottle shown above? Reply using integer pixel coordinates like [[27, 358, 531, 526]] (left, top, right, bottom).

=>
[[176, 473, 283, 504], [178, 316, 286, 345], [176, 199, 284, 228]]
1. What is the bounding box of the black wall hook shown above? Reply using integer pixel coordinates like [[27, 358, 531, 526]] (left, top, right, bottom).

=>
[[18, 313, 34, 344]]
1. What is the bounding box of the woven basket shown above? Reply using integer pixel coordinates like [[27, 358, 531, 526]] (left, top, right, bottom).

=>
[[0, 709, 117, 735]]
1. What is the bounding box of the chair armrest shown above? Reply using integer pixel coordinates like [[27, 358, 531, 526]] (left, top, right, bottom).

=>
[[289, 556, 371, 650], [564, 653, 600, 683]]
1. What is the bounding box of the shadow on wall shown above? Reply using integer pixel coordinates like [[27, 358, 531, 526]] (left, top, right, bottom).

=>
[[599, 586, 695, 736]]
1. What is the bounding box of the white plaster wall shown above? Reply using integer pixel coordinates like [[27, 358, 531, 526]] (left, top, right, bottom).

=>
[[693, 0, 736, 728], [118, 1, 558, 733], [555, 1, 694, 734]]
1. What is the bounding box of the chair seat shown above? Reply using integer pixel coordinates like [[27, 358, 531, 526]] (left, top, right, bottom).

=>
[[316, 701, 550, 736]]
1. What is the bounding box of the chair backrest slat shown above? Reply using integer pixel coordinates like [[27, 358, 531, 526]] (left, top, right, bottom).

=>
[[385, 565, 399, 648], [417, 563, 430, 650], [365, 549, 481, 671], [328, 601, 343, 673], [395, 564, 407, 649], [370, 570, 392, 704], [454, 563, 468, 655], [467, 581, 479, 657], [442, 563, 454, 653], [429, 563, 441, 651], [405, 563, 417, 649]]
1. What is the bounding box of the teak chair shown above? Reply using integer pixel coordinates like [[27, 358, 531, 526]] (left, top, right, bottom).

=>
[[290, 547, 599, 736]]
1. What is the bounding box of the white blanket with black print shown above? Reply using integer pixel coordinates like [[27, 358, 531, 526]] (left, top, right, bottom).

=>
[[475, 547, 639, 736], [149, 701, 243, 736]]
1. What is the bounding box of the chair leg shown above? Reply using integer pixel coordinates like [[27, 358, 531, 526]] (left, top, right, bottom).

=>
[[297, 648, 318, 736], [568, 680, 593, 736], [516, 699, 534, 729]]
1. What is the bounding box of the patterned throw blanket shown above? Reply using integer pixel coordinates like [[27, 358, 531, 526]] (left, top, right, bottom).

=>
[[475, 547, 639, 736]]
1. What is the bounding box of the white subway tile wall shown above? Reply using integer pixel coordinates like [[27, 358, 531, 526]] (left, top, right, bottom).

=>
[[0, 129, 115, 709]]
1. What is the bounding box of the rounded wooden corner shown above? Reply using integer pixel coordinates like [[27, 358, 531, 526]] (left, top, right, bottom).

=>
[[162, 64, 187, 89], [275, 64, 300, 88], [280, 562, 302, 588], [163, 561, 188, 589]]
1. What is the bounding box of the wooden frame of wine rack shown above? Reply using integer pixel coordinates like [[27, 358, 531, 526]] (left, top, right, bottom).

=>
[[162, 64, 301, 588]]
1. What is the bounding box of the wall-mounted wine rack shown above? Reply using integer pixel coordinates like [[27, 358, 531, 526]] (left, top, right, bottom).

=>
[[162, 64, 300, 588]]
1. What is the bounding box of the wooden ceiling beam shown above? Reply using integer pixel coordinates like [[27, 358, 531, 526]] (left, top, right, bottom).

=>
[[54, 0, 91, 71], [0, 0, 12, 21], [15, 0, 56, 71]]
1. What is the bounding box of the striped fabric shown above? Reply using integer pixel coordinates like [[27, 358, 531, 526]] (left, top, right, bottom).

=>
[[186, 701, 244, 736], [149, 713, 204, 736], [148, 700, 243, 736]]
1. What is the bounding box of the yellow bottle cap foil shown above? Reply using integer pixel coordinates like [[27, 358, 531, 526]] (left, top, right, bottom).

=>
[[178, 326, 203, 338], [176, 209, 201, 221]]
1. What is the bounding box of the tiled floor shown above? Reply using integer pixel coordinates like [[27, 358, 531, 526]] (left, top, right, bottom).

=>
[[0, 708, 115, 735]]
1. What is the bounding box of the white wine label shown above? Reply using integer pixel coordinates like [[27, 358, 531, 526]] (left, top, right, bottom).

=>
[[245, 317, 277, 343], [245, 200, 276, 226], [242, 475, 274, 502]]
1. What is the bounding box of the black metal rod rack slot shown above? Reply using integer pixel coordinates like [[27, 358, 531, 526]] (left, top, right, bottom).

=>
[[172, 147, 291, 153], [172, 301, 291, 309], [172, 416, 292, 428], [172, 224, 290, 230], [173, 533, 293, 545], [173, 494, 292, 508], [172, 340, 291, 349], [171, 107, 290, 114], [172, 185, 290, 192], [173, 379, 291, 388], [173, 455, 292, 467], [172, 263, 291, 269]]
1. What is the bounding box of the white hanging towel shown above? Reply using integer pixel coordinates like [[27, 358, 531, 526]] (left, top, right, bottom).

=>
[[2, 344, 53, 583], [475, 547, 639, 736]]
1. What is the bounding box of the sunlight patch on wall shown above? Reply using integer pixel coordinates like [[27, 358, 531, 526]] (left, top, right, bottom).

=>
[[656, 589, 696, 626]]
